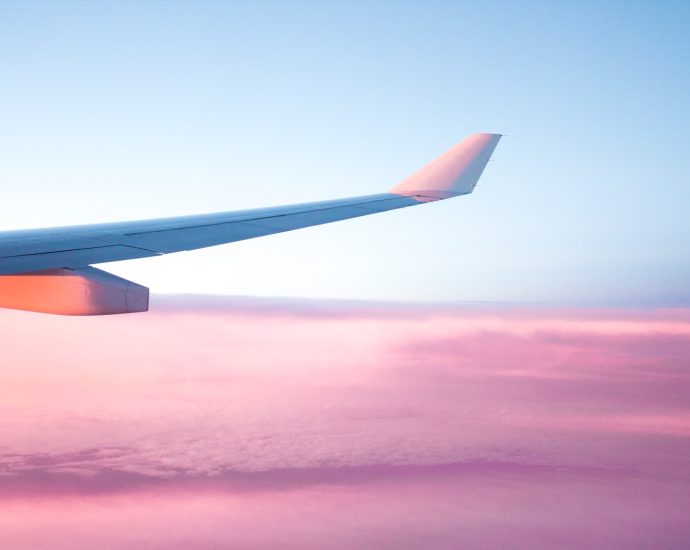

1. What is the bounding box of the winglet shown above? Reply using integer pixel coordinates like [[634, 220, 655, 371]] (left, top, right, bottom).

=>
[[390, 133, 501, 199]]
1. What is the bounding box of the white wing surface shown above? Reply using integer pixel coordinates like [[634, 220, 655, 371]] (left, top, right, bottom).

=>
[[0, 133, 501, 314]]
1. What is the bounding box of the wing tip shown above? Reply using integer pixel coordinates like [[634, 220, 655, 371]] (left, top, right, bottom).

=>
[[389, 132, 502, 199]]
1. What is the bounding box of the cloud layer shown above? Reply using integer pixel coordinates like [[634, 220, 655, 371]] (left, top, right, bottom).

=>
[[1, 297, 689, 548]]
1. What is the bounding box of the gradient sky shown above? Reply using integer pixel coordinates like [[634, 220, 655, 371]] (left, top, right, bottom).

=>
[[1, 1, 689, 304]]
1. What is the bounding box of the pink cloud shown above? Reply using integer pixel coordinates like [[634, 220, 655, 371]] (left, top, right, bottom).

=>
[[1, 296, 689, 547]]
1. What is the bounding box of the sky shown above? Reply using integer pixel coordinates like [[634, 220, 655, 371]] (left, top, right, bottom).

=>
[[2, 2, 690, 548], [1, 1, 689, 304]]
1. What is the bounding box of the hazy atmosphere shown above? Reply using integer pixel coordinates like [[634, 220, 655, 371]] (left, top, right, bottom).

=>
[[2, 299, 690, 547]]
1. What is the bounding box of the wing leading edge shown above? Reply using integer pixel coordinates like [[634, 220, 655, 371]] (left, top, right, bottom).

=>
[[0, 133, 501, 314]]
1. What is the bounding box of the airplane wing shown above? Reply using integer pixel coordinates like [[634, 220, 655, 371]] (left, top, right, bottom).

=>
[[0, 133, 501, 315]]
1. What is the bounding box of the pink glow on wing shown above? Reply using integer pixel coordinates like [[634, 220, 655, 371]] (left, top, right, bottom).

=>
[[1, 298, 690, 548]]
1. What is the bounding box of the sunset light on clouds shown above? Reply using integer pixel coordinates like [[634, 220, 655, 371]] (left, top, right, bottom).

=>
[[2, 299, 690, 547]]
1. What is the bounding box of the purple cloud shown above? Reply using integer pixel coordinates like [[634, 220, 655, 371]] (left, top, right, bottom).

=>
[[1, 297, 689, 547]]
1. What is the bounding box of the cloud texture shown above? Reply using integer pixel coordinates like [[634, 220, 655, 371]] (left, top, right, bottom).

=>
[[1, 297, 689, 548]]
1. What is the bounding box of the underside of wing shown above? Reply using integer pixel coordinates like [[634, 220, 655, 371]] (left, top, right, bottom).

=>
[[0, 133, 501, 314]]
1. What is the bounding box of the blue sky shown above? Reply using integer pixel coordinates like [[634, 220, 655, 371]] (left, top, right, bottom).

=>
[[1, 1, 688, 305]]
